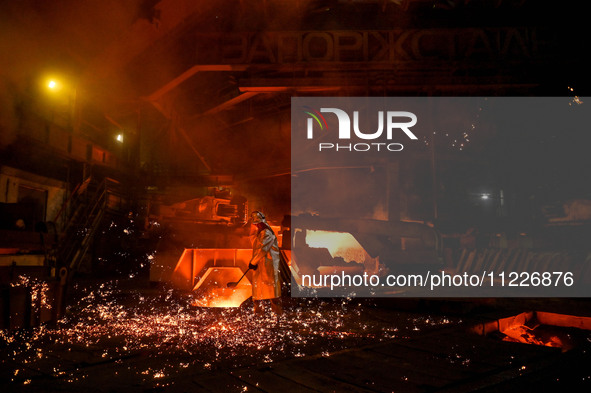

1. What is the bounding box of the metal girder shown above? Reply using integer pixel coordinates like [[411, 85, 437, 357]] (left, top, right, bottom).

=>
[[202, 92, 259, 116], [144, 64, 248, 102]]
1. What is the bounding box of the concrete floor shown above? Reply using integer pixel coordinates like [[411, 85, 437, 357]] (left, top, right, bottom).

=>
[[2, 278, 590, 392]]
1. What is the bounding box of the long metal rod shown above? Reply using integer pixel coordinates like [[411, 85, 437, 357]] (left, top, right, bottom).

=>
[[227, 267, 251, 288]]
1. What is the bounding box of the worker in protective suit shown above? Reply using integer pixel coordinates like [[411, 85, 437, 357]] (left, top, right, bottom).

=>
[[248, 210, 283, 316]]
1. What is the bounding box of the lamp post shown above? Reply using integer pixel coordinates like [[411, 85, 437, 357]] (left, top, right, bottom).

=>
[[43, 75, 78, 133]]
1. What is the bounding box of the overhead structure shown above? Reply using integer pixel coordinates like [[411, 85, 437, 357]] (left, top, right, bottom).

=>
[[79, 0, 580, 181]]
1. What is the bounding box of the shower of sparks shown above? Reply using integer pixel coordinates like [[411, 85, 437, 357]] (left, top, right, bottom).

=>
[[567, 86, 583, 106], [10, 275, 52, 312], [421, 98, 487, 152], [0, 279, 456, 389]]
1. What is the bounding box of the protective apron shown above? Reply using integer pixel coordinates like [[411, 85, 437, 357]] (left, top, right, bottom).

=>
[[250, 222, 281, 300]]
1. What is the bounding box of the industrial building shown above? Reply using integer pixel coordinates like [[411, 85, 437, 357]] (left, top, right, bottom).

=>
[[1, 1, 590, 391]]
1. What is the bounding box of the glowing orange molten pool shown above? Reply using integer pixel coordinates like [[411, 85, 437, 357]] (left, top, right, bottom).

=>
[[191, 267, 252, 308]]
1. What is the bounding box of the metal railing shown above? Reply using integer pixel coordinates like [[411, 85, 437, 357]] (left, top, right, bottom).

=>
[[53, 177, 126, 274]]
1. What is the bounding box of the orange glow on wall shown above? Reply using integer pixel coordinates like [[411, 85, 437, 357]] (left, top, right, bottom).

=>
[[304, 230, 367, 263]]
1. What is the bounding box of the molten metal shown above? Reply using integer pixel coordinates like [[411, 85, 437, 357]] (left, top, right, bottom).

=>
[[192, 267, 251, 308]]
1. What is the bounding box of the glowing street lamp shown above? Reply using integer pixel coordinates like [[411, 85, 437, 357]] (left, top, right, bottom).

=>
[[45, 77, 64, 93], [41, 74, 81, 132]]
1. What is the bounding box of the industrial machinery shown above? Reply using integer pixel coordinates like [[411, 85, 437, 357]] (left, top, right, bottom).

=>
[[154, 190, 247, 226], [290, 214, 444, 291], [149, 223, 290, 308], [151, 212, 443, 303]]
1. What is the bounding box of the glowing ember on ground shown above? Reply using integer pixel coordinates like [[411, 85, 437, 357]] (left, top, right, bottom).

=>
[[0, 279, 457, 389], [10, 275, 53, 312]]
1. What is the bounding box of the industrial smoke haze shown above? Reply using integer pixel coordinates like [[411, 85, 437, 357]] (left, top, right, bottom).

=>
[[0, 0, 145, 143], [0, 80, 18, 148]]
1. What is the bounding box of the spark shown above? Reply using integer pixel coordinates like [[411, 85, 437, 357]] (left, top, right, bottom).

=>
[[1, 280, 458, 388]]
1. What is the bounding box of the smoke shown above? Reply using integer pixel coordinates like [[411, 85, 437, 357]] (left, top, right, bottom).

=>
[[292, 167, 388, 220], [0, 1, 43, 147], [0, 0, 147, 147], [0, 78, 19, 148]]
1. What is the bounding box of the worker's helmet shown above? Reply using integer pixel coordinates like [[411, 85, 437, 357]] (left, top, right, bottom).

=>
[[251, 210, 265, 223]]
